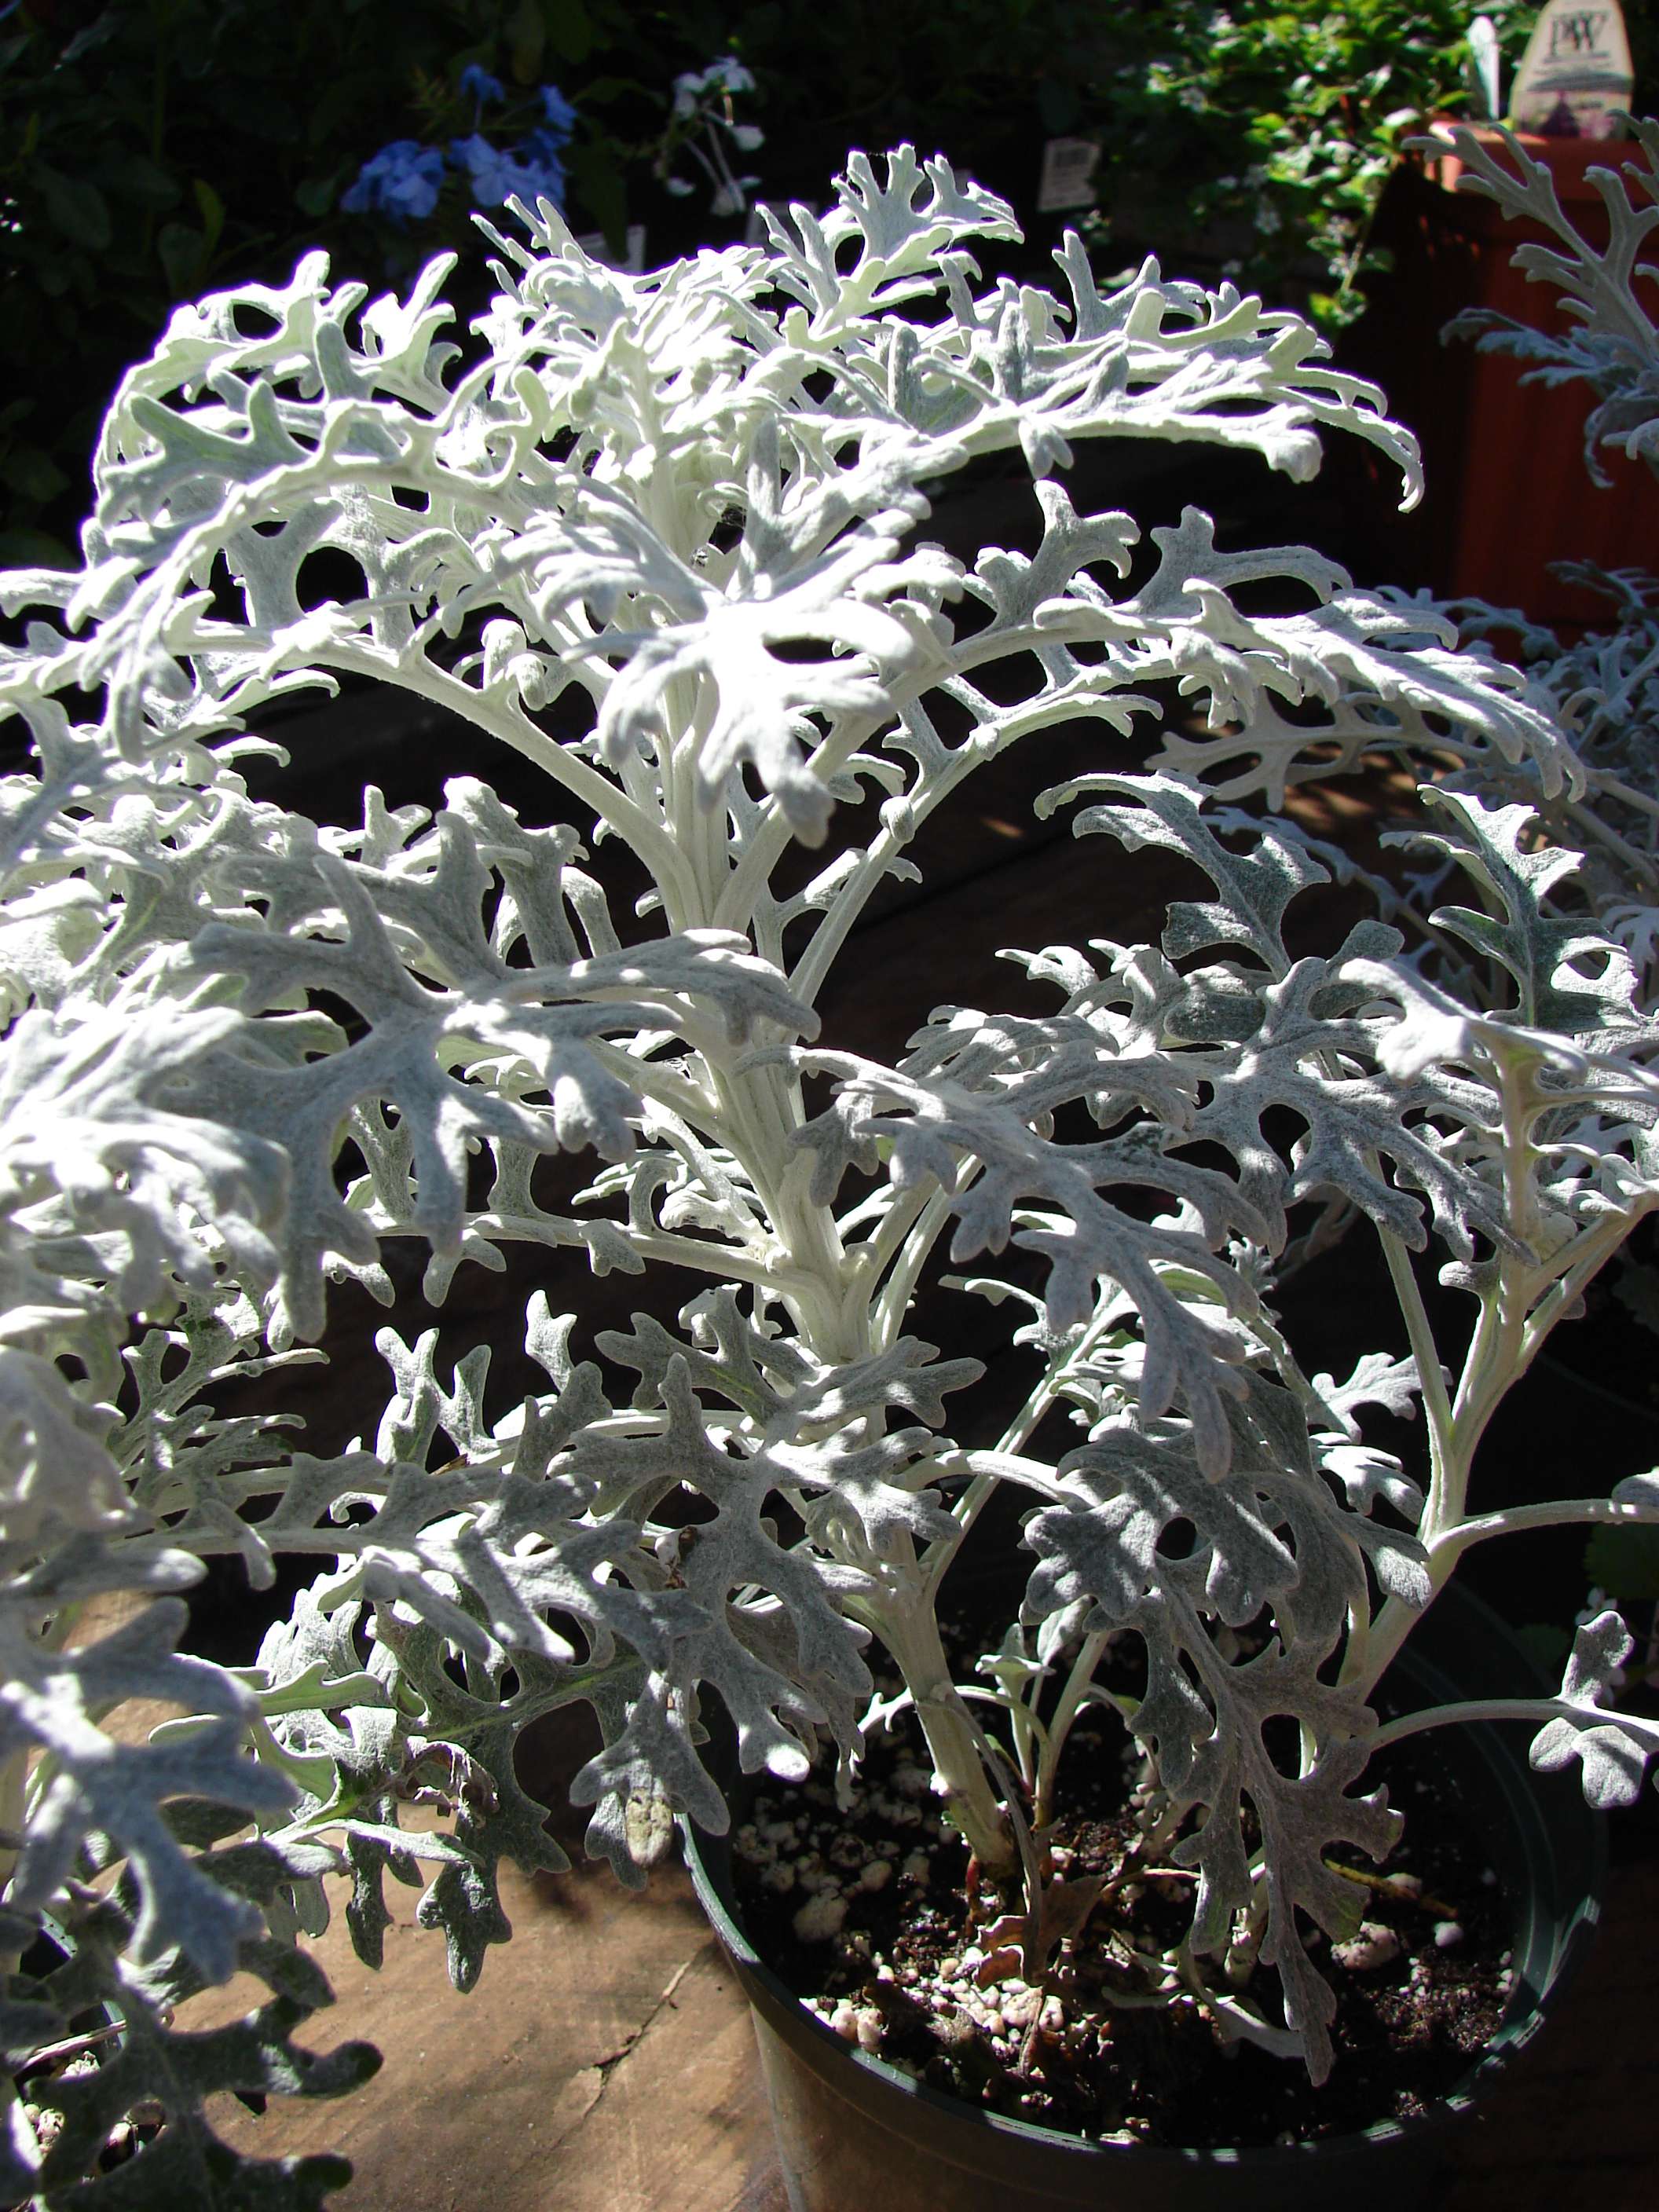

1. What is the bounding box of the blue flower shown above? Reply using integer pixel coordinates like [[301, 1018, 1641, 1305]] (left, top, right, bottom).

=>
[[449, 133, 566, 211], [511, 144, 568, 208], [539, 85, 580, 141], [521, 123, 572, 174], [459, 64, 505, 107], [449, 133, 502, 190], [340, 140, 447, 224]]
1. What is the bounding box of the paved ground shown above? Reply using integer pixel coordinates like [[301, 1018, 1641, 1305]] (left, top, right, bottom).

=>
[[185, 1852, 782, 2212]]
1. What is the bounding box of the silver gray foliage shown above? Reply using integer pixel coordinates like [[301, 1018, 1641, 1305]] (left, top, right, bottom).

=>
[[2, 138, 1658, 2195]]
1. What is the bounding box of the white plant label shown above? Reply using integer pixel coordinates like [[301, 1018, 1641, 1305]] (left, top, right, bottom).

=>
[[1037, 136, 1100, 211], [575, 222, 648, 270], [1511, 0, 1633, 137], [1469, 14, 1503, 119]]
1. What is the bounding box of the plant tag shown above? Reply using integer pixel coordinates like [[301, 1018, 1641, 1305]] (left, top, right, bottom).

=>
[[1467, 15, 1503, 119], [1510, 0, 1632, 139], [1037, 137, 1100, 213], [576, 224, 647, 271]]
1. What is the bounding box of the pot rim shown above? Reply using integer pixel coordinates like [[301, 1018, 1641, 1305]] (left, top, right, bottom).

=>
[[681, 1580, 1608, 2174]]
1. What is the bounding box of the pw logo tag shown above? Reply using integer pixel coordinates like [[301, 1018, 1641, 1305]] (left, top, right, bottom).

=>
[[1549, 10, 1610, 57], [1512, 0, 1633, 137]]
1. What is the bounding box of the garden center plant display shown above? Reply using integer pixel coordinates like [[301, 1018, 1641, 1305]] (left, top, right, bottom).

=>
[[3, 134, 1659, 2206]]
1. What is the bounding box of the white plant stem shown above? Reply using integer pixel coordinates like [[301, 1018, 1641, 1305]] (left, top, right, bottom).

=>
[[851, 1575, 1019, 1873], [1035, 1629, 1113, 1828], [1367, 1696, 1659, 1761]]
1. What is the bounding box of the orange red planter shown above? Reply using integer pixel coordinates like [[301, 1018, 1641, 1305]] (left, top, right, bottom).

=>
[[1338, 126, 1659, 628]]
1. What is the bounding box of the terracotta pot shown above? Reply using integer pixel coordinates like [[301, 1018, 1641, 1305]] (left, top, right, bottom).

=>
[[1336, 126, 1659, 627]]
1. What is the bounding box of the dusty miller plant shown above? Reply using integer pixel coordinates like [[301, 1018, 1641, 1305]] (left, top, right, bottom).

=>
[[2, 139, 1659, 2203]]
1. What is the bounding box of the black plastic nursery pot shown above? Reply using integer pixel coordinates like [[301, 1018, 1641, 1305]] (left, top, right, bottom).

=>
[[683, 1580, 1606, 2212]]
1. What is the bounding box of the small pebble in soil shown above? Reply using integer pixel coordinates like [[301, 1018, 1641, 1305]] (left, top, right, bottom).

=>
[[793, 1891, 848, 1943], [1434, 1921, 1465, 1949], [1331, 1922, 1401, 1971]]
